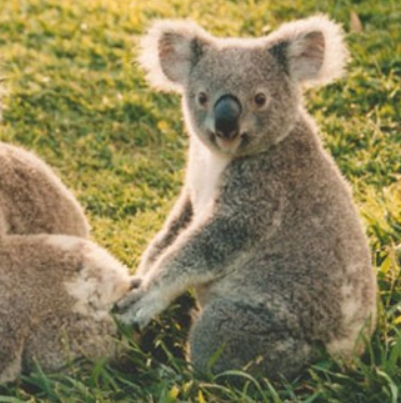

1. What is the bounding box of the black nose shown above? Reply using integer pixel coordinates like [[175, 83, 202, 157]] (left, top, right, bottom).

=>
[[214, 95, 241, 140]]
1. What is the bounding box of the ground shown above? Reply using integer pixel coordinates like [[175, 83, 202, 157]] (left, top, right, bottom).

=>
[[0, 0, 400, 402]]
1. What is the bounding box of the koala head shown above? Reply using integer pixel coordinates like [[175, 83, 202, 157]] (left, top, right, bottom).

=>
[[139, 16, 348, 157]]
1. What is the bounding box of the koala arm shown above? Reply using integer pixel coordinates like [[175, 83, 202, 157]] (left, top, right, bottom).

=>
[[117, 178, 283, 328], [136, 188, 193, 275]]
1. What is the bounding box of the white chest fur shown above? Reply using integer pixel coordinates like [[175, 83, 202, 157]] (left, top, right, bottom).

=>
[[186, 135, 230, 219]]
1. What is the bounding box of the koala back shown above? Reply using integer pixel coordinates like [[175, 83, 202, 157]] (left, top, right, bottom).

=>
[[194, 111, 376, 358], [0, 143, 89, 237]]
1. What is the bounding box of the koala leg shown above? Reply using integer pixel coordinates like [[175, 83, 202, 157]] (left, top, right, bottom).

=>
[[0, 347, 24, 384], [23, 313, 118, 374], [188, 299, 313, 379], [0, 334, 25, 384]]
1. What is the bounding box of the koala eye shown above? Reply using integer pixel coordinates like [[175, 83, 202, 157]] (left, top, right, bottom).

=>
[[197, 92, 208, 107], [254, 92, 267, 107]]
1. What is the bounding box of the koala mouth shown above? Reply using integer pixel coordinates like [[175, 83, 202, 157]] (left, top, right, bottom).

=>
[[208, 130, 250, 154], [208, 130, 217, 144], [240, 132, 250, 148]]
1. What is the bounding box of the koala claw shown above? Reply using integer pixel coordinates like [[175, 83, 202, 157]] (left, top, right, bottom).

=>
[[130, 276, 143, 290], [131, 308, 153, 330], [114, 287, 145, 314], [115, 286, 167, 330]]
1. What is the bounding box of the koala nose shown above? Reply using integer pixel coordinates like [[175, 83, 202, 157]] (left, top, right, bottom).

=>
[[214, 95, 242, 140]]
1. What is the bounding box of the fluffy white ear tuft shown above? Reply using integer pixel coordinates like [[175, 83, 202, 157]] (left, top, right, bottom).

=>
[[269, 15, 349, 86], [138, 20, 211, 92]]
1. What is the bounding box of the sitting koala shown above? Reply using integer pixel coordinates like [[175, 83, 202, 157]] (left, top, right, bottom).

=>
[[0, 143, 131, 384], [117, 16, 377, 378]]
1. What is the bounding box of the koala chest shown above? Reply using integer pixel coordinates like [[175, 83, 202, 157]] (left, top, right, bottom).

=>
[[186, 138, 230, 219]]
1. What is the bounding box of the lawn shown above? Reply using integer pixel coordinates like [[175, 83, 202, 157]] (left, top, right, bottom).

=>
[[0, 0, 400, 401]]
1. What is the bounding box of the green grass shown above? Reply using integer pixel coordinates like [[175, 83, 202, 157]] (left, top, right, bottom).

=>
[[0, 0, 400, 401]]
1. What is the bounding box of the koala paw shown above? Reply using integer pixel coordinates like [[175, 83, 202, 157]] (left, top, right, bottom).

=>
[[114, 284, 167, 330], [129, 276, 143, 290]]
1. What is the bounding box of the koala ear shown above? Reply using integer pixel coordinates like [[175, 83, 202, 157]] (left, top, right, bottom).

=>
[[138, 20, 211, 92], [269, 15, 349, 86]]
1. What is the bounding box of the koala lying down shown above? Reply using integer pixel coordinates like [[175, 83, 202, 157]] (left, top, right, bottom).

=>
[[117, 16, 377, 379], [0, 144, 131, 384]]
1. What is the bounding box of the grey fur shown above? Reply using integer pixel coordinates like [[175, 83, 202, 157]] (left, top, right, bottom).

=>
[[136, 189, 193, 276], [0, 143, 89, 237], [117, 16, 376, 379], [0, 143, 131, 384]]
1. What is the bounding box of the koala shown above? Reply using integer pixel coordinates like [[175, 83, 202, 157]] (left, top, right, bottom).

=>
[[117, 16, 377, 379], [0, 143, 131, 384]]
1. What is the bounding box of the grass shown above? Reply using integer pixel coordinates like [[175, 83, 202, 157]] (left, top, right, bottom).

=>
[[0, 0, 400, 401]]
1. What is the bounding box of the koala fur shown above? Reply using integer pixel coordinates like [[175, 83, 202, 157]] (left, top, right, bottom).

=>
[[0, 143, 131, 384], [117, 16, 377, 379], [0, 143, 89, 237]]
